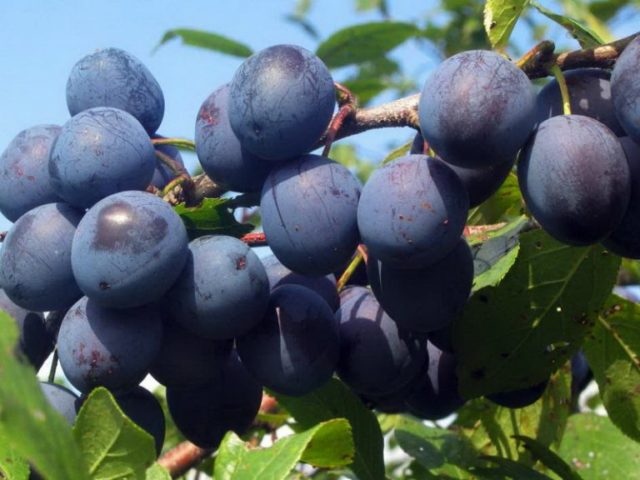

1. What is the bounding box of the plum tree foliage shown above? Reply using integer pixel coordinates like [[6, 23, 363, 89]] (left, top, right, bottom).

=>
[[1, 1, 640, 479]]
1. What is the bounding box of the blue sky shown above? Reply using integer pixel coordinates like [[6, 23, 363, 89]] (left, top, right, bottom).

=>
[[0, 1, 637, 231]]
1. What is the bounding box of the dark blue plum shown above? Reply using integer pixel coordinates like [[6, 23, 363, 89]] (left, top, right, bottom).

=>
[[40, 382, 80, 425], [405, 343, 465, 420], [357, 155, 468, 269], [71, 191, 189, 309], [368, 239, 473, 333], [361, 385, 412, 414], [336, 287, 428, 397], [0, 289, 52, 370], [66, 48, 164, 134], [612, 36, 640, 142], [150, 316, 233, 388], [419, 50, 536, 168], [571, 351, 593, 397], [236, 284, 339, 396], [49, 107, 156, 208], [170, 235, 269, 340], [487, 379, 549, 409], [603, 137, 640, 257], [261, 154, 361, 275], [229, 44, 335, 161], [536, 68, 624, 135], [115, 387, 165, 455], [428, 323, 454, 354], [262, 254, 339, 311], [410, 131, 426, 155], [195, 84, 271, 192], [410, 132, 515, 208], [151, 135, 184, 189], [518, 115, 630, 245], [167, 351, 262, 449], [0, 203, 83, 311], [0, 125, 61, 222], [57, 297, 163, 393]]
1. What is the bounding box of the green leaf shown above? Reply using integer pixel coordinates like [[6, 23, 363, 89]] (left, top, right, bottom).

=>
[[589, 0, 628, 22], [561, 0, 613, 44], [454, 367, 571, 458], [145, 463, 172, 480], [483, 0, 530, 49], [272, 379, 385, 480], [382, 139, 413, 165], [583, 295, 640, 442], [0, 313, 87, 480], [529, 1, 605, 48], [73, 387, 156, 479], [153, 388, 185, 451], [558, 414, 640, 479], [356, 0, 382, 11], [468, 216, 529, 292], [316, 22, 421, 68], [175, 197, 254, 240], [341, 78, 389, 105], [284, 14, 320, 40], [394, 416, 481, 478], [0, 429, 29, 480], [155, 29, 253, 57], [454, 230, 620, 398], [329, 144, 375, 184], [512, 435, 583, 480], [480, 457, 552, 479], [468, 172, 523, 226], [214, 419, 353, 479]]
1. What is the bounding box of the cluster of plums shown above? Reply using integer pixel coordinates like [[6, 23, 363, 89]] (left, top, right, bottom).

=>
[[3, 33, 639, 454]]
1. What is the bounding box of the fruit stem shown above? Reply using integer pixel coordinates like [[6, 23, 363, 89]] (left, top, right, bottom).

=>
[[241, 232, 268, 246], [514, 40, 556, 70], [322, 83, 357, 157], [421, 139, 437, 158], [158, 441, 212, 477], [550, 64, 572, 115], [48, 350, 58, 383], [337, 247, 366, 292], [162, 173, 195, 205], [151, 137, 196, 151], [155, 150, 188, 177]]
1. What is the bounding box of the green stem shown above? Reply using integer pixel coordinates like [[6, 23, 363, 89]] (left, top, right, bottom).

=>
[[152, 137, 196, 151], [550, 65, 571, 115], [162, 174, 192, 196], [337, 252, 364, 292], [155, 150, 187, 177], [48, 350, 58, 383]]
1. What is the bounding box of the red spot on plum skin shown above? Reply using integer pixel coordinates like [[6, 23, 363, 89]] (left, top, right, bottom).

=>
[[199, 100, 221, 126]]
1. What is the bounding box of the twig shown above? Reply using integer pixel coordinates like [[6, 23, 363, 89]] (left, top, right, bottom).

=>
[[520, 32, 638, 78], [157, 442, 212, 478], [322, 83, 357, 157], [241, 232, 268, 246], [337, 251, 364, 291]]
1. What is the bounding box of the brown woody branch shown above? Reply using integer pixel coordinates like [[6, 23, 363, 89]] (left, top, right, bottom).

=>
[[157, 441, 212, 478], [520, 32, 638, 78]]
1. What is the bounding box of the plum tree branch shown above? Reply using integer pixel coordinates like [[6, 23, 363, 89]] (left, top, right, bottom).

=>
[[157, 441, 212, 478], [521, 32, 638, 78]]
